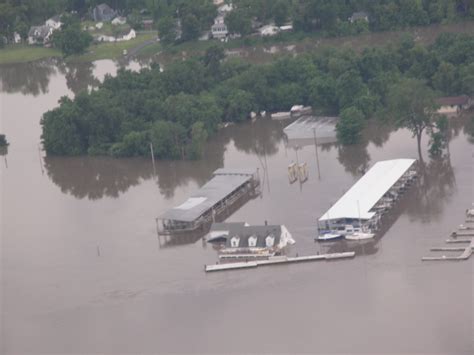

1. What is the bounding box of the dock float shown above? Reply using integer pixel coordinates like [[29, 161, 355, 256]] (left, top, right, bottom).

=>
[[205, 252, 355, 272], [422, 240, 473, 261]]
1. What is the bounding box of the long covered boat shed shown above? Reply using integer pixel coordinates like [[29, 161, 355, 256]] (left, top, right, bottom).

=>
[[318, 159, 417, 234], [157, 168, 259, 234]]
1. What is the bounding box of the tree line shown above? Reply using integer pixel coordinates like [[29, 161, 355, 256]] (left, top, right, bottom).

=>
[[41, 32, 474, 159], [2, 0, 474, 46]]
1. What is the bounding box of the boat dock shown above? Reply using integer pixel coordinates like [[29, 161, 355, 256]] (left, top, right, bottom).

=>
[[422, 211, 474, 261], [205, 252, 355, 272], [156, 169, 260, 234]]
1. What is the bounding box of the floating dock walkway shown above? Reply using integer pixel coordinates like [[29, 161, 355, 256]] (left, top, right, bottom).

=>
[[422, 209, 474, 261], [205, 252, 355, 272]]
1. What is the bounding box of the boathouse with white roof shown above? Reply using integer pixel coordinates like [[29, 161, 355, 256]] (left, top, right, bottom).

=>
[[318, 159, 417, 234]]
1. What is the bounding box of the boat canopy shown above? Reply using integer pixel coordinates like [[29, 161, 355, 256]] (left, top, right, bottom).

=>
[[319, 159, 416, 222]]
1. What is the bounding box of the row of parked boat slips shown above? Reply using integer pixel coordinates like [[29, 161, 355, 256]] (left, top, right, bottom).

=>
[[316, 159, 418, 241], [156, 169, 260, 234]]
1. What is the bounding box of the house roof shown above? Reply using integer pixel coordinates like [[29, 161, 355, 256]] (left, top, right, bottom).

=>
[[350, 11, 369, 20], [319, 159, 416, 222], [48, 15, 61, 23], [436, 95, 470, 106], [28, 25, 52, 38], [158, 169, 256, 222], [284, 116, 338, 147], [209, 223, 282, 248]]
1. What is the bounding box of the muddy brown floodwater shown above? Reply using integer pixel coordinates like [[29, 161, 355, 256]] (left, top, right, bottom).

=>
[[1, 59, 473, 354]]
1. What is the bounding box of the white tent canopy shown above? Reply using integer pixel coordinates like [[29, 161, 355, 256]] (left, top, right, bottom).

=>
[[319, 159, 416, 222]]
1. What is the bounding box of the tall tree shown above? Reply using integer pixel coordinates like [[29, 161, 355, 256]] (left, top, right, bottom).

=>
[[388, 78, 439, 162]]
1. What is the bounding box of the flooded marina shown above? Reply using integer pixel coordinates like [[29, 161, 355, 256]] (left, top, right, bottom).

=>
[[1, 59, 473, 354]]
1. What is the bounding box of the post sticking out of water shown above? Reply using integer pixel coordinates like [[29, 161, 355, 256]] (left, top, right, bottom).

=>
[[38, 144, 44, 175], [150, 142, 156, 175], [312, 127, 321, 179]]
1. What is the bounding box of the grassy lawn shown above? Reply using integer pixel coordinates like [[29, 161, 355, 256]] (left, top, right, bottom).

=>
[[0, 44, 61, 64], [67, 33, 156, 62], [0, 33, 156, 65]]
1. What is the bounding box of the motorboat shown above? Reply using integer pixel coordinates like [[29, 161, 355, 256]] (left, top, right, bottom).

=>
[[316, 233, 344, 242], [345, 231, 375, 241]]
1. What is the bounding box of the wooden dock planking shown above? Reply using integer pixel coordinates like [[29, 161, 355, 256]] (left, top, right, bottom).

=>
[[205, 252, 355, 272]]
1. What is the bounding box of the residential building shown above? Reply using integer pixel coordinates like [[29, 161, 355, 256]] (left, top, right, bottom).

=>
[[28, 25, 54, 45], [112, 16, 127, 25], [349, 11, 369, 23], [436, 95, 473, 114], [258, 24, 279, 36], [45, 15, 62, 30], [207, 222, 295, 255], [92, 3, 117, 22], [211, 16, 228, 39]]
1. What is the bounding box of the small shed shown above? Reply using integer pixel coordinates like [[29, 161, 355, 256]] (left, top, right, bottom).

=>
[[349, 11, 369, 23]]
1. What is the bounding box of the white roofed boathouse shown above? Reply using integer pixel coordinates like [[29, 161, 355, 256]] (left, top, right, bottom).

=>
[[318, 159, 417, 236], [157, 169, 260, 234]]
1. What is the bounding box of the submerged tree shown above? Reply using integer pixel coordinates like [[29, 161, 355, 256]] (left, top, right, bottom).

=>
[[0, 134, 8, 147], [388, 78, 439, 162]]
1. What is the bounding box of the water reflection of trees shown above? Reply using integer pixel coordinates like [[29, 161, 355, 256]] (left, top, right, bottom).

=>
[[404, 157, 456, 223], [337, 121, 394, 177], [57, 61, 100, 95], [231, 118, 285, 156], [0, 59, 102, 96], [0, 59, 56, 96], [43, 119, 285, 200]]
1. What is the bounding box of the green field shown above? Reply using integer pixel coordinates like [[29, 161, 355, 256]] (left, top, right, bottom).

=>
[[0, 45, 61, 64], [0, 33, 156, 65]]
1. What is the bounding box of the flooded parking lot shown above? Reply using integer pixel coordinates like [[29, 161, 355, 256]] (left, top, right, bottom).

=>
[[1, 59, 473, 354]]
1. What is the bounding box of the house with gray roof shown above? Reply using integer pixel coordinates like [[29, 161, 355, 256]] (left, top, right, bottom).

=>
[[349, 11, 369, 23], [28, 25, 54, 45], [207, 222, 295, 254], [92, 3, 117, 22]]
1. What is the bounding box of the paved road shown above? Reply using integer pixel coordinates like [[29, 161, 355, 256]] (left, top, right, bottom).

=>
[[124, 37, 158, 59]]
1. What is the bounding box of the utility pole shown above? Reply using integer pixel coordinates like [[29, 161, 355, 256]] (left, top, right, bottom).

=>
[[312, 127, 321, 179], [150, 142, 156, 176]]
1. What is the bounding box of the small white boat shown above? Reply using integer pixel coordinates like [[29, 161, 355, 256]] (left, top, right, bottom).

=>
[[316, 233, 344, 242], [345, 232, 375, 241]]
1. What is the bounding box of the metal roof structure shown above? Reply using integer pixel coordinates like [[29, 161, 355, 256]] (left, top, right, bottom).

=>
[[158, 169, 256, 222], [284, 116, 338, 148], [319, 159, 416, 222]]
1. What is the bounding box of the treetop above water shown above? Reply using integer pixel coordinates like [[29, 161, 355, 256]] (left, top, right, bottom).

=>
[[40, 32, 474, 159]]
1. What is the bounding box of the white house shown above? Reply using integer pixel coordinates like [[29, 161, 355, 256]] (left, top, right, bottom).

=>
[[258, 24, 279, 37], [207, 222, 295, 255], [211, 15, 228, 39], [45, 15, 62, 30], [96, 28, 136, 42], [13, 32, 21, 43], [112, 16, 127, 25], [349, 11, 369, 23], [217, 3, 233, 15]]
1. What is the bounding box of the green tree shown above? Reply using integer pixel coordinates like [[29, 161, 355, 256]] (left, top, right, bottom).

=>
[[0, 134, 8, 147], [388, 78, 438, 162], [52, 16, 92, 57], [273, 0, 289, 26], [181, 13, 200, 41], [225, 9, 252, 36], [157, 16, 176, 44], [188, 121, 208, 159], [428, 115, 448, 158], [203, 44, 225, 72], [336, 106, 366, 145]]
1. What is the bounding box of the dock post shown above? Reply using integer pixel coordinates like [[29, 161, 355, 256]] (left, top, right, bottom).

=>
[[312, 127, 321, 179]]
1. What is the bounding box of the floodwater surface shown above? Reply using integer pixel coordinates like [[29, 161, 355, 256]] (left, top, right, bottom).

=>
[[1, 59, 473, 354]]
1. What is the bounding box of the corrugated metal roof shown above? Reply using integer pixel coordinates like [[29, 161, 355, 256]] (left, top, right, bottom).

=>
[[284, 116, 338, 148], [319, 159, 416, 222], [158, 169, 255, 222]]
